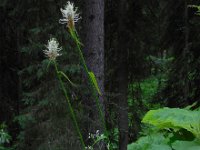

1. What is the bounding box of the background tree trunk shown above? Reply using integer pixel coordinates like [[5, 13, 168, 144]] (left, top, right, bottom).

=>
[[117, 0, 129, 149], [183, 0, 189, 102], [0, 5, 20, 141]]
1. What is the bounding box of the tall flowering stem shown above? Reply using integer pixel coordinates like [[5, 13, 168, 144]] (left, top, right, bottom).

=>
[[69, 27, 106, 132], [59, 1, 107, 146], [53, 61, 86, 149]]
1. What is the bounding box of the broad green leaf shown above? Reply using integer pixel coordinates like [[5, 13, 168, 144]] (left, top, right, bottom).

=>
[[172, 140, 200, 150], [128, 133, 172, 150], [150, 145, 172, 150], [88, 72, 102, 96], [142, 107, 200, 139]]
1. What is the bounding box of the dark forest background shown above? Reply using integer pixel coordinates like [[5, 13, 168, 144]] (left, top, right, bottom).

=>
[[1, 0, 200, 149]]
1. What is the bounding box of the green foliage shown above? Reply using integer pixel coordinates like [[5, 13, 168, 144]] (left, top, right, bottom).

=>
[[142, 107, 200, 139], [89, 71, 102, 96], [14, 114, 36, 129], [129, 106, 200, 150], [188, 5, 200, 15], [140, 77, 159, 103], [128, 76, 161, 140], [128, 76, 160, 121], [0, 128, 11, 145], [172, 140, 200, 150], [149, 55, 174, 72], [106, 128, 119, 150], [129, 76, 159, 107], [0, 124, 12, 150], [86, 128, 119, 150], [128, 133, 172, 150]]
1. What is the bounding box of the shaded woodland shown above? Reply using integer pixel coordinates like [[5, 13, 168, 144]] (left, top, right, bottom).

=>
[[1, 0, 200, 150]]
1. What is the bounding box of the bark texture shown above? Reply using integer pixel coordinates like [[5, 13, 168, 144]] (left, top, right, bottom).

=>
[[82, 0, 105, 144], [0, 6, 19, 140], [117, 0, 129, 149], [83, 0, 104, 95]]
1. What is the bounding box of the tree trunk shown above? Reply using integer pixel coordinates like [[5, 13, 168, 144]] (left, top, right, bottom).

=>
[[117, 0, 129, 149], [0, 6, 20, 141], [183, 0, 189, 103], [82, 0, 105, 145], [83, 0, 104, 103]]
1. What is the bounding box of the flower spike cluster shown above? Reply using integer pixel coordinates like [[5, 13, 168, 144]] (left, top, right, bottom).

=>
[[59, 1, 81, 28], [43, 38, 62, 60]]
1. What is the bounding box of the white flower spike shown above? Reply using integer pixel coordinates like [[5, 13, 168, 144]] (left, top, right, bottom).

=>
[[43, 38, 62, 60], [59, 1, 81, 28]]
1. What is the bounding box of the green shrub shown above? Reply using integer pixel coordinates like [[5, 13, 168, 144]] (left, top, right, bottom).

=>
[[0, 124, 12, 150], [128, 106, 200, 150]]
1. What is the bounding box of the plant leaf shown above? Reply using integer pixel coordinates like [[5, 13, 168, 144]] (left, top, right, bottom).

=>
[[128, 133, 172, 150], [142, 107, 200, 139], [172, 140, 200, 150], [88, 71, 102, 96]]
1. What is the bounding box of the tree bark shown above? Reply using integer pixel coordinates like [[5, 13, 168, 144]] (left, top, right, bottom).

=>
[[183, 0, 189, 103], [0, 6, 20, 141], [82, 0, 105, 146], [83, 0, 104, 103], [117, 0, 129, 149]]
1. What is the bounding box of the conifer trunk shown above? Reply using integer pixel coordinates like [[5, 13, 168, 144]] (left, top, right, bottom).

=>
[[117, 0, 129, 149], [183, 0, 189, 103], [82, 0, 105, 144]]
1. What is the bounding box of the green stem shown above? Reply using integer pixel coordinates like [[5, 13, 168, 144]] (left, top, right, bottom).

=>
[[69, 27, 106, 131], [53, 61, 86, 149]]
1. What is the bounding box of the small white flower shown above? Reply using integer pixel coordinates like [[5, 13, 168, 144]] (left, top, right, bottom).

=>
[[85, 146, 93, 150], [88, 133, 91, 139], [96, 130, 99, 134], [96, 130, 100, 137], [59, 1, 81, 28], [43, 38, 62, 60]]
